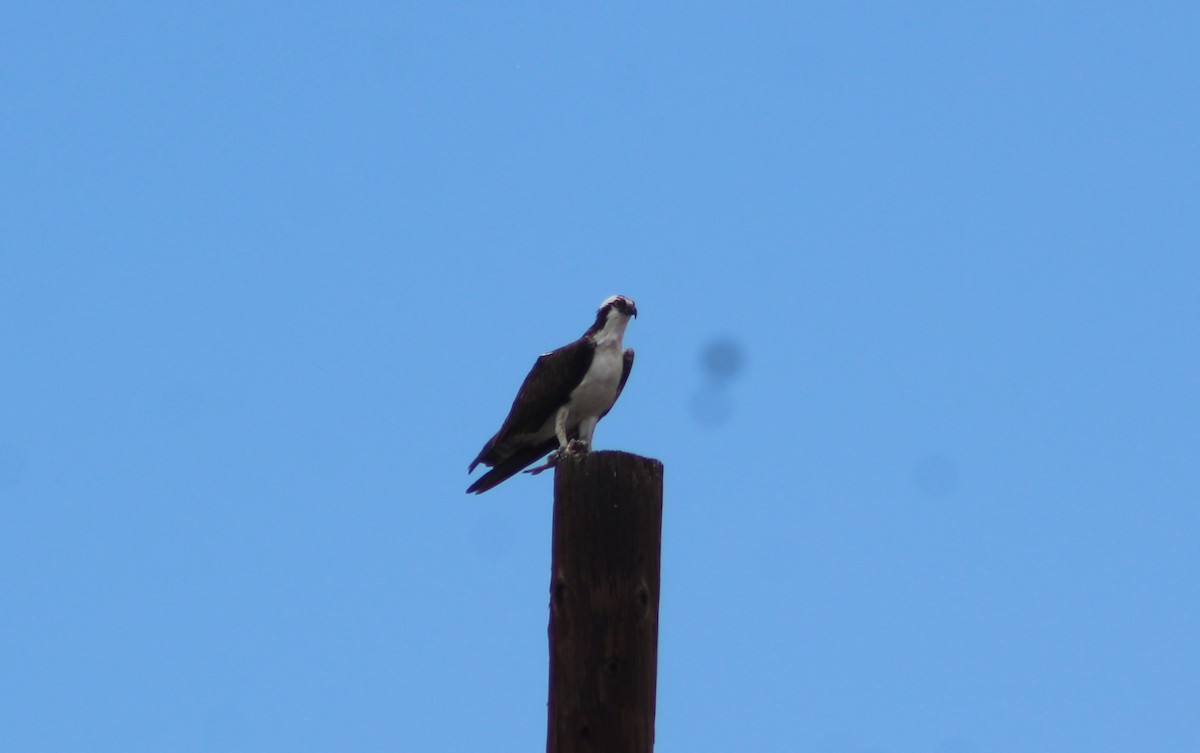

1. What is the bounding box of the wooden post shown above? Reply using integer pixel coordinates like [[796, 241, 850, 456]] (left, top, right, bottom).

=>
[[547, 450, 664, 753]]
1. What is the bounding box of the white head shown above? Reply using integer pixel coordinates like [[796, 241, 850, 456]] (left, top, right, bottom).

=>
[[587, 294, 638, 340]]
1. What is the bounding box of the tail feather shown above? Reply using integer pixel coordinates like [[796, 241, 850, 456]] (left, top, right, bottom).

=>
[[466, 439, 557, 494]]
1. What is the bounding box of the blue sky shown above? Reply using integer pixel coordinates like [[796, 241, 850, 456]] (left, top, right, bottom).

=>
[[2, 4, 1197, 752]]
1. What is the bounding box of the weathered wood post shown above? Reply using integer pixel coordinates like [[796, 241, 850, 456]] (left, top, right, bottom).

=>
[[546, 450, 664, 753]]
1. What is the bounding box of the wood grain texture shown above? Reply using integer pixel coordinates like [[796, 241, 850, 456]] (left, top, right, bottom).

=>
[[547, 450, 664, 753]]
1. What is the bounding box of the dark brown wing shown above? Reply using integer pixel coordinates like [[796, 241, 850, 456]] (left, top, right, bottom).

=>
[[468, 338, 594, 473], [466, 437, 558, 494]]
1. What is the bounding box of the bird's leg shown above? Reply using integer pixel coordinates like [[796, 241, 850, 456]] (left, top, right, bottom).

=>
[[554, 406, 571, 452], [526, 410, 571, 478], [555, 408, 588, 454], [568, 417, 597, 454], [525, 410, 591, 476]]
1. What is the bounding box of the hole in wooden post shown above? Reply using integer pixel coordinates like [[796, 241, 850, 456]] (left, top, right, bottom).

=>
[[606, 656, 621, 675], [636, 581, 651, 616], [579, 723, 592, 740]]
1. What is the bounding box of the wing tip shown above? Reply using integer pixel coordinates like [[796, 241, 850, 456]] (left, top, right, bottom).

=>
[[466, 474, 498, 495]]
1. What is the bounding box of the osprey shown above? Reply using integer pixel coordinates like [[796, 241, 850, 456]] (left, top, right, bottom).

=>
[[467, 295, 638, 494]]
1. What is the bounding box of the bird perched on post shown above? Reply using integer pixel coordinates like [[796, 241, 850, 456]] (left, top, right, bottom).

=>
[[467, 295, 637, 494]]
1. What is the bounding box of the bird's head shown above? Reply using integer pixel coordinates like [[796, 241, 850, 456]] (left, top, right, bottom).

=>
[[600, 294, 638, 320], [588, 294, 638, 340]]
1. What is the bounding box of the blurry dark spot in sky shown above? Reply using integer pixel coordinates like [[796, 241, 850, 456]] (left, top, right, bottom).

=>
[[691, 336, 746, 427], [913, 454, 960, 497], [689, 387, 732, 428], [700, 336, 746, 384], [0, 442, 27, 489]]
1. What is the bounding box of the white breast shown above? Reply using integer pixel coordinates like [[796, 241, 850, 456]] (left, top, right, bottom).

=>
[[567, 341, 624, 420]]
